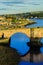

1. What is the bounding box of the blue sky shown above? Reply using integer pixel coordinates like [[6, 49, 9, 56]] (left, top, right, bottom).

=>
[[0, 0, 43, 15]]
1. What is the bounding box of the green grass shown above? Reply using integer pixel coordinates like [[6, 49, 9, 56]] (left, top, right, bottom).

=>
[[0, 42, 20, 65], [0, 38, 21, 65], [0, 39, 9, 43]]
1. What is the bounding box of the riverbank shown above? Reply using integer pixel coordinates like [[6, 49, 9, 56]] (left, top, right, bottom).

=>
[[24, 21, 36, 26], [0, 45, 20, 65], [0, 18, 35, 29], [0, 38, 8, 43], [12, 19, 35, 28]]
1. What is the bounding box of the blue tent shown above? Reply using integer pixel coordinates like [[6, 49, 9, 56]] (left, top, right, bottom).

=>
[[40, 38, 43, 44], [10, 32, 30, 55], [40, 38, 43, 53], [40, 47, 43, 53], [18, 61, 43, 65]]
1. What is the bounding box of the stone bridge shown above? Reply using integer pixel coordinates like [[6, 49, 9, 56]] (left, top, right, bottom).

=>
[[0, 28, 43, 38]]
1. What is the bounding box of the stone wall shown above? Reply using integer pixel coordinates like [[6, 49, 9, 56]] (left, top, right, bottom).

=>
[[0, 28, 43, 38]]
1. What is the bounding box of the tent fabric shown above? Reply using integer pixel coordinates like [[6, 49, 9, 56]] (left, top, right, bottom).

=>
[[10, 32, 30, 55], [40, 47, 43, 53], [18, 61, 43, 65], [40, 38, 43, 44]]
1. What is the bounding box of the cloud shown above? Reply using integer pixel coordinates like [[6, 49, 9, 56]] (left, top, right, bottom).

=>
[[0, 8, 7, 10], [32, 4, 40, 5], [0, 0, 43, 14], [0, 1, 23, 6], [0, 0, 42, 7], [0, 7, 13, 10], [0, 0, 23, 3]]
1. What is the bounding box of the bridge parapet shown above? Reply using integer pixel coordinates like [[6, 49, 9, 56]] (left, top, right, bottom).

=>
[[0, 28, 43, 38]]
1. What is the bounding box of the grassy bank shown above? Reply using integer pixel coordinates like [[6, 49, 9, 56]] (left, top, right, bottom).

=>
[[0, 39, 20, 65], [0, 38, 9, 43]]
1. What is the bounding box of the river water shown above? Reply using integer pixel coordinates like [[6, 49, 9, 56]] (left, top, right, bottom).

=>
[[25, 18, 43, 28]]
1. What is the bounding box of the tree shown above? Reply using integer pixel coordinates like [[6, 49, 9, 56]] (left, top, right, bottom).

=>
[[12, 17, 17, 23]]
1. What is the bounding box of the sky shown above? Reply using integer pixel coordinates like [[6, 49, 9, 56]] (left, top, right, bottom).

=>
[[0, 0, 43, 15]]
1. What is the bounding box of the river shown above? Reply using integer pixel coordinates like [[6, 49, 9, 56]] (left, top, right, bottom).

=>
[[25, 18, 43, 28]]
